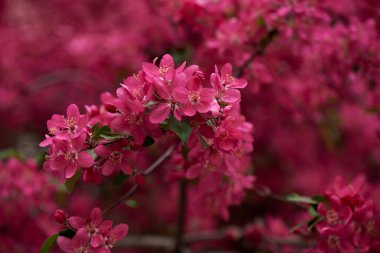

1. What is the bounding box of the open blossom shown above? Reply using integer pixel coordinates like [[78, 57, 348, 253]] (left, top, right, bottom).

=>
[[102, 224, 129, 252], [308, 176, 380, 252], [69, 208, 111, 248], [44, 133, 94, 180], [94, 144, 134, 176], [57, 208, 129, 252], [214, 116, 253, 152], [173, 76, 217, 116], [47, 104, 87, 141], [57, 229, 90, 253]]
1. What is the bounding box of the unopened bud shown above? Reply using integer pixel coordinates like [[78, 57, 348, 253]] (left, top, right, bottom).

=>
[[54, 209, 67, 224]]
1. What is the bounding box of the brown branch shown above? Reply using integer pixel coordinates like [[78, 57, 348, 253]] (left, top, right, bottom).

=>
[[174, 179, 187, 253], [117, 230, 313, 251], [102, 144, 177, 215]]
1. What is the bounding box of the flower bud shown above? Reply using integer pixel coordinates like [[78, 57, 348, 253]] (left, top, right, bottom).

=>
[[54, 209, 67, 224], [135, 174, 145, 186]]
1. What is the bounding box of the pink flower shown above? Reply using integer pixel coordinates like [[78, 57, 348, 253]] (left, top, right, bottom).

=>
[[103, 224, 129, 251], [173, 76, 217, 116], [142, 54, 178, 83], [210, 63, 247, 108], [46, 133, 94, 180], [57, 228, 90, 253], [316, 196, 352, 231], [148, 72, 187, 124], [316, 227, 355, 253], [69, 208, 112, 248], [214, 116, 253, 152], [94, 144, 134, 176], [46, 104, 87, 141]]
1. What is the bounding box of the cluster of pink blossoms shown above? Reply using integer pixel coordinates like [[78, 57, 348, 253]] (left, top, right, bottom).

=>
[[54, 208, 128, 253], [41, 54, 253, 222], [0, 158, 57, 252], [306, 177, 380, 253]]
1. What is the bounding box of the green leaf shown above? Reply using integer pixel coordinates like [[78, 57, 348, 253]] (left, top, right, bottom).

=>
[[289, 220, 308, 234], [59, 229, 76, 239], [92, 122, 101, 132], [311, 195, 327, 203], [198, 134, 209, 148], [113, 174, 129, 185], [308, 206, 319, 217], [286, 193, 318, 204], [99, 132, 123, 140], [64, 170, 82, 193], [168, 116, 192, 145], [125, 199, 138, 208], [39, 233, 59, 253], [0, 148, 22, 160], [142, 136, 155, 147], [307, 216, 324, 231]]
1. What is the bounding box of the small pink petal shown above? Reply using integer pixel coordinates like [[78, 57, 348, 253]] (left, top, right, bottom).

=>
[[90, 207, 103, 226], [65, 162, 77, 179], [77, 151, 94, 168], [94, 145, 111, 156], [69, 217, 85, 229], [110, 224, 129, 240], [67, 104, 80, 118], [149, 103, 171, 124], [57, 236, 73, 253], [102, 160, 115, 176]]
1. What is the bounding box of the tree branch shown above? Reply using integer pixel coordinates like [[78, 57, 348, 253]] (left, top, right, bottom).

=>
[[102, 144, 177, 215], [235, 29, 278, 78], [174, 179, 187, 253]]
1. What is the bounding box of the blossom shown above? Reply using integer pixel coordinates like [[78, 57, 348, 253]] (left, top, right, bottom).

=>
[[46, 134, 94, 180], [94, 144, 134, 176], [57, 229, 90, 253], [69, 207, 111, 248], [173, 76, 217, 116]]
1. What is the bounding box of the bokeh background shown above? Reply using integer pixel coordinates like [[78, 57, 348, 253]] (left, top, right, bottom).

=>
[[1, 0, 380, 252]]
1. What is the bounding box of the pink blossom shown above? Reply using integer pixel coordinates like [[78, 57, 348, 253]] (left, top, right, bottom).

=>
[[57, 228, 90, 253], [46, 134, 94, 180], [94, 144, 134, 176], [173, 76, 217, 116]]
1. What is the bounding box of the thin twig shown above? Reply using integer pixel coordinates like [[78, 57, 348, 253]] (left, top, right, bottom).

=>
[[102, 144, 177, 215], [235, 29, 278, 78]]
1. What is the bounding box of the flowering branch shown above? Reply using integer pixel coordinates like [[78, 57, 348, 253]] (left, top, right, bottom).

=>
[[102, 143, 177, 215]]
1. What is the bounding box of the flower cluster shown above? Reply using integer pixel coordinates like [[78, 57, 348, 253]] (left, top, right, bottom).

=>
[[0, 158, 58, 252], [55, 208, 128, 253], [307, 177, 380, 253], [41, 54, 254, 220]]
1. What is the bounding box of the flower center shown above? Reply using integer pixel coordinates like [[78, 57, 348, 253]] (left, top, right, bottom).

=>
[[109, 151, 122, 165], [224, 74, 234, 85], [188, 91, 200, 104], [159, 65, 171, 75], [106, 235, 117, 248], [65, 117, 77, 129], [86, 221, 98, 234], [49, 127, 59, 135], [326, 210, 339, 225], [327, 235, 341, 249], [64, 151, 77, 162], [367, 220, 376, 234], [73, 246, 87, 253]]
